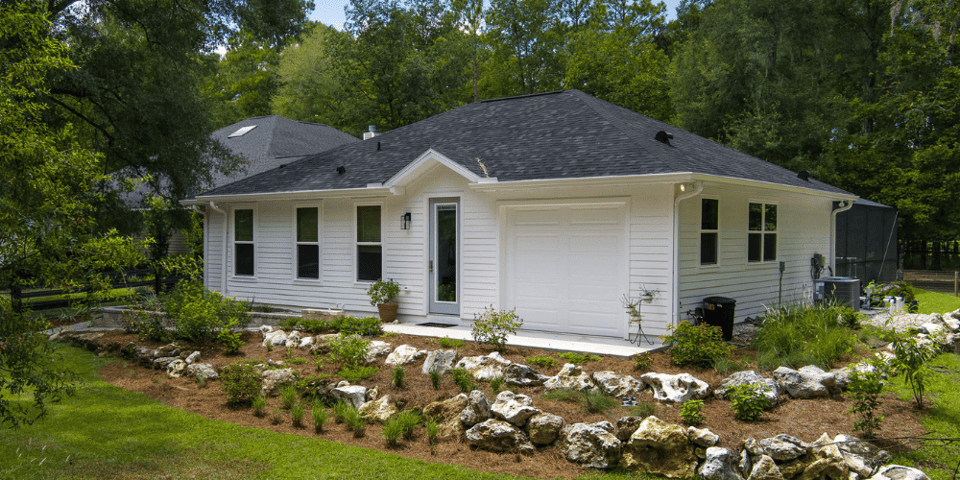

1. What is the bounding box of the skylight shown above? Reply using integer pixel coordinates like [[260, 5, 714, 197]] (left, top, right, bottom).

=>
[[228, 125, 257, 138]]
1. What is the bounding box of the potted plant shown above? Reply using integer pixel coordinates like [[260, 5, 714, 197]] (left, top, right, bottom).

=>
[[368, 278, 400, 322], [639, 285, 660, 303]]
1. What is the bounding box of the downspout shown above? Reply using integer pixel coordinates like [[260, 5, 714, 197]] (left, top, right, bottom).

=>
[[830, 200, 855, 276], [672, 181, 703, 328], [208, 201, 228, 295]]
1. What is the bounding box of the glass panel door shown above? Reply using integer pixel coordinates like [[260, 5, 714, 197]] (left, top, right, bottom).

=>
[[429, 198, 459, 315]]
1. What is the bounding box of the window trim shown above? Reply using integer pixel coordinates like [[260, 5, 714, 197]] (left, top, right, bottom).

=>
[[232, 205, 256, 278], [746, 201, 778, 263], [699, 197, 720, 267], [354, 202, 385, 284], [292, 203, 322, 282]]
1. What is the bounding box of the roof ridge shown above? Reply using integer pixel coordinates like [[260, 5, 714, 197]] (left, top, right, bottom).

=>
[[569, 91, 676, 169], [480, 89, 566, 103]]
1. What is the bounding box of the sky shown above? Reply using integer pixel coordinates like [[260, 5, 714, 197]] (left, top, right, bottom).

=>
[[307, 0, 683, 31]]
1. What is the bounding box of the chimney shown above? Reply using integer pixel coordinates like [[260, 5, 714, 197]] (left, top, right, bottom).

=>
[[363, 125, 377, 140]]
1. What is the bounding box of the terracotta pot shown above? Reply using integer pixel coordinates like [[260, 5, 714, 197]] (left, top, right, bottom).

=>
[[377, 302, 399, 322]]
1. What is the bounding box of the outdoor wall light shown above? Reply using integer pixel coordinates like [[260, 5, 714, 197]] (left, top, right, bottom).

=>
[[400, 212, 412, 230]]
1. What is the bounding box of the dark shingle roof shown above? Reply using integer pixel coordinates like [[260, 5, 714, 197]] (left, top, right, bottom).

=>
[[197, 90, 851, 198]]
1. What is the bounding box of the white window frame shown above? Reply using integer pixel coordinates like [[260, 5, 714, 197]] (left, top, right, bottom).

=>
[[699, 197, 720, 267], [293, 203, 322, 282], [747, 201, 778, 263], [232, 205, 256, 278], [354, 202, 385, 283]]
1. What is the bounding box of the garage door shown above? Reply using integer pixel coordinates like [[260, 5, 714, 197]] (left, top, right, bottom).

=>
[[503, 201, 628, 338]]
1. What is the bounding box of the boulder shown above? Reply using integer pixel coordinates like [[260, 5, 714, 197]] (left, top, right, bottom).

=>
[[505, 363, 549, 387], [640, 373, 711, 404], [262, 329, 288, 347], [527, 412, 565, 445], [616, 416, 645, 442], [688, 426, 720, 447], [748, 455, 784, 480], [773, 366, 832, 399], [184, 351, 201, 364], [166, 359, 188, 378], [455, 352, 512, 381], [943, 311, 960, 331], [422, 349, 457, 375], [385, 345, 427, 366], [490, 391, 540, 427], [715, 371, 780, 407], [700, 447, 744, 480], [423, 393, 469, 437], [622, 416, 698, 478], [759, 435, 808, 461], [284, 330, 302, 348], [592, 371, 645, 397], [331, 385, 368, 409], [796, 458, 846, 480], [834, 434, 891, 476], [186, 363, 218, 382], [465, 419, 535, 455], [544, 364, 598, 393], [460, 390, 493, 427], [868, 465, 929, 480], [558, 422, 621, 469], [261, 368, 297, 397], [358, 395, 397, 424], [310, 334, 340, 355], [298, 336, 314, 349], [364, 341, 393, 363], [153, 356, 178, 369]]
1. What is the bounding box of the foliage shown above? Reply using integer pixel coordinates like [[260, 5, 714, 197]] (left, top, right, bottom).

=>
[[329, 334, 370, 367], [429, 370, 442, 390], [339, 365, 380, 383], [526, 356, 558, 368], [280, 316, 383, 336], [252, 396, 266, 417], [220, 362, 262, 406], [753, 303, 857, 369], [280, 385, 298, 410], [890, 336, 937, 409], [332, 400, 350, 424], [544, 389, 617, 414], [312, 402, 328, 432], [727, 383, 768, 422], [662, 321, 732, 367], [489, 376, 505, 395], [382, 416, 406, 446], [632, 353, 653, 371], [271, 408, 283, 425], [713, 356, 744, 376], [558, 352, 601, 365], [162, 280, 251, 347], [341, 403, 366, 437], [290, 404, 306, 428], [633, 402, 657, 418], [367, 278, 401, 305], [846, 356, 887, 438], [471, 307, 523, 351], [288, 358, 308, 365], [438, 337, 464, 349], [679, 400, 705, 426], [122, 310, 172, 343], [451, 368, 476, 393], [425, 418, 440, 444], [838, 308, 862, 329], [392, 366, 405, 389], [143, 196, 173, 261]]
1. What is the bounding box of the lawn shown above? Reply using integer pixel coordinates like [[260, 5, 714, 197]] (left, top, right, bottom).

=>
[[916, 289, 960, 315]]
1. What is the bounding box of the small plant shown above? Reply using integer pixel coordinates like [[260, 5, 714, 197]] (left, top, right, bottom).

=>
[[846, 357, 887, 438], [727, 383, 768, 421], [713, 356, 743, 376], [314, 355, 325, 372], [838, 308, 862, 329], [430, 369, 442, 390], [280, 384, 298, 410], [543, 389, 582, 403], [341, 404, 366, 437], [266, 343, 273, 352], [271, 408, 283, 425], [425, 418, 439, 444], [252, 396, 266, 417], [633, 402, 657, 417], [471, 306, 522, 350], [395, 410, 421, 439], [382, 417, 405, 446], [340, 365, 380, 382], [392, 366, 405, 389], [290, 404, 306, 427], [332, 400, 350, 424], [451, 368, 475, 393], [286, 347, 294, 358], [558, 351, 601, 364], [890, 335, 936, 409], [526, 356, 558, 368], [582, 390, 618, 414], [312, 402, 328, 432], [288, 357, 308, 365], [220, 361, 262, 405], [367, 278, 400, 305], [662, 321, 733, 367], [329, 333, 370, 367], [216, 325, 244, 354], [489, 376, 505, 394], [679, 399, 705, 426], [438, 337, 463, 348], [632, 353, 653, 371]]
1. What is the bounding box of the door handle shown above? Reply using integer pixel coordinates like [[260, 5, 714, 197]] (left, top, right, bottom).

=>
[[429, 260, 433, 273]]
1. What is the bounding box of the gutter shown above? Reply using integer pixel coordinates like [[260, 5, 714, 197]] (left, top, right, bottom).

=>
[[207, 201, 228, 295], [672, 181, 703, 328], [830, 200, 856, 275]]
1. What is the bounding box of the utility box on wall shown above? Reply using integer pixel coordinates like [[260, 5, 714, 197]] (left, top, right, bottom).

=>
[[814, 276, 861, 311]]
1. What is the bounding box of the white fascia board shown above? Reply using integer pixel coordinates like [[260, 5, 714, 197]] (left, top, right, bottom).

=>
[[687, 173, 858, 201], [180, 186, 394, 206], [383, 148, 482, 188]]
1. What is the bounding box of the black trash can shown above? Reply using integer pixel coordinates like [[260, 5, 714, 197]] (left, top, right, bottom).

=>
[[702, 296, 736, 341]]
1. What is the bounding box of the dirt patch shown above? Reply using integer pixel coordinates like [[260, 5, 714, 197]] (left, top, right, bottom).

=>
[[90, 330, 927, 479]]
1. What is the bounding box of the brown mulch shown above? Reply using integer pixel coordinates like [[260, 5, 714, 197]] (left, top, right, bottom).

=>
[[88, 329, 928, 479]]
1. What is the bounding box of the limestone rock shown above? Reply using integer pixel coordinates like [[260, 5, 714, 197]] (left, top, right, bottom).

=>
[[622, 416, 698, 478], [166, 359, 187, 378], [759, 435, 808, 461], [455, 352, 512, 381], [868, 465, 929, 480], [796, 458, 846, 480], [491, 391, 540, 427], [422, 349, 457, 375], [153, 356, 178, 369], [834, 434, 891, 476], [640, 373, 711, 403], [688, 426, 720, 447], [943, 312, 960, 332], [527, 412, 565, 445], [505, 363, 549, 387], [748, 455, 784, 480], [298, 336, 314, 349], [460, 390, 493, 427], [544, 364, 598, 393], [284, 330, 302, 348], [184, 351, 201, 364], [385, 344, 427, 366], [773, 366, 833, 399], [700, 447, 744, 480], [364, 341, 393, 363], [309, 334, 340, 355], [332, 385, 368, 409], [465, 419, 535, 455], [358, 395, 397, 424], [558, 422, 622, 469], [261, 368, 297, 396], [593, 371, 645, 397], [715, 371, 780, 407], [262, 329, 288, 347], [186, 363, 218, 382], [423, 393, 469, 437]]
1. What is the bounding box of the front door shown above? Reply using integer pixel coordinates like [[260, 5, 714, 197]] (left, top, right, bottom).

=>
[[429, 198, 459, 316]]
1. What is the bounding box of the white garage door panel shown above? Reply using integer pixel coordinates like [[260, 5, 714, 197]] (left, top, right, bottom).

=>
[[504, 201, 628, 337]]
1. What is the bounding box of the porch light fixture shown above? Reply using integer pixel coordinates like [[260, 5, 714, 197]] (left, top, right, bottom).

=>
[[400, 212, 412, 230]]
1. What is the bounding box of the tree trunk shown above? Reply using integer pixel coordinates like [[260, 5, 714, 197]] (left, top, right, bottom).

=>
[[932, 241, 941, 270]]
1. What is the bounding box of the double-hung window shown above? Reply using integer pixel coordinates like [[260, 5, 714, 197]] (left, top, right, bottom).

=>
[[700, 198, 719, 265], [234, 208, 254, 276], [356, 205, 382, 281], [747, 203, 777, 262], [296, 206, 320, 279]]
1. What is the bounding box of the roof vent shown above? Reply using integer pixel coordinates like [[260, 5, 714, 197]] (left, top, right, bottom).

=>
[[654, 131, 674, 145], [798, 170, 811, 181], [376, 141, 381, 151], [228, 125, 257, 138], [337, 166, 346, 175], [278, 164, 285, 169], [363, 125, 377, 140]]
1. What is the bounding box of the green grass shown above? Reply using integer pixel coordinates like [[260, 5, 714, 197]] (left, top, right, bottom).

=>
[[885, 352, 960, 480], [0, 345, 534, 479], [916, 289, 960, 314]]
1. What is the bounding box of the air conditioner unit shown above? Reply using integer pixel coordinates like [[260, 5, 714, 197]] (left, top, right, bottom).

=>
[[814, 276, 861, 311]]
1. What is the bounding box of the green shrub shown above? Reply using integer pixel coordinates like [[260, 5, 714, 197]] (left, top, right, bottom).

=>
[[335, 316, 383, 336], [395, 410, 420, 439], [753, 303, 856, 369], [662, 321, 733, 367], [471, 306, 522, 350], [220, 361, 262, 405], [341, 403, 366, 437], [451, 368, 475, 393], [280, 384, 298, 410], [312, 402, 328, 432], [271, 408, 283, 425], [438, 337, 463, 348], [890, 335, 937, 409], [290, 404, 306, 427], [526, 356, 557, 368], [332, 400, 350, 424], [679, 399, 705, 426], [558, 351, 601, 364], [632, 353, 653, 371], [713, 356, 743, 376], [121, 310, 171, 342], [582, 390, 617, 414], [633, 402, 657, 417], [367, 278, 400, 305], [340, 365, 379, 382], [382, 417, 405, 446], [838, 307, 862, 329], [329, 333, 370, 367], [429, 369, 442, 390], [425, 418, 439, 444], [489, 376, 504, 395], [252, 396, 266, 417], [543, 389, 581, 403], [727, 383, 768, 421], [163, 279, 250, 345], [392, 366, 405, 389], [288, 357, 308, 365], [847, 357, 887, 438]]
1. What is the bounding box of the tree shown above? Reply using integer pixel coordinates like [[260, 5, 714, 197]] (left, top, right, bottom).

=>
[[483, 0, 566, 96], [0, 5, 144, 428], [206, 30, 283, 128]]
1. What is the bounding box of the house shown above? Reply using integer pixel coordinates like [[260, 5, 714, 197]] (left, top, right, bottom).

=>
[[182, 90, 857, 340]]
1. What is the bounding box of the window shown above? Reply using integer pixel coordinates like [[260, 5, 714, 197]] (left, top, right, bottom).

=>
[[356, 205, 382, 281], [748, 203, 777, 262], [296, 207, 319, 279], [234, 208, 254, 276], [700, 198, 719, 265]]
